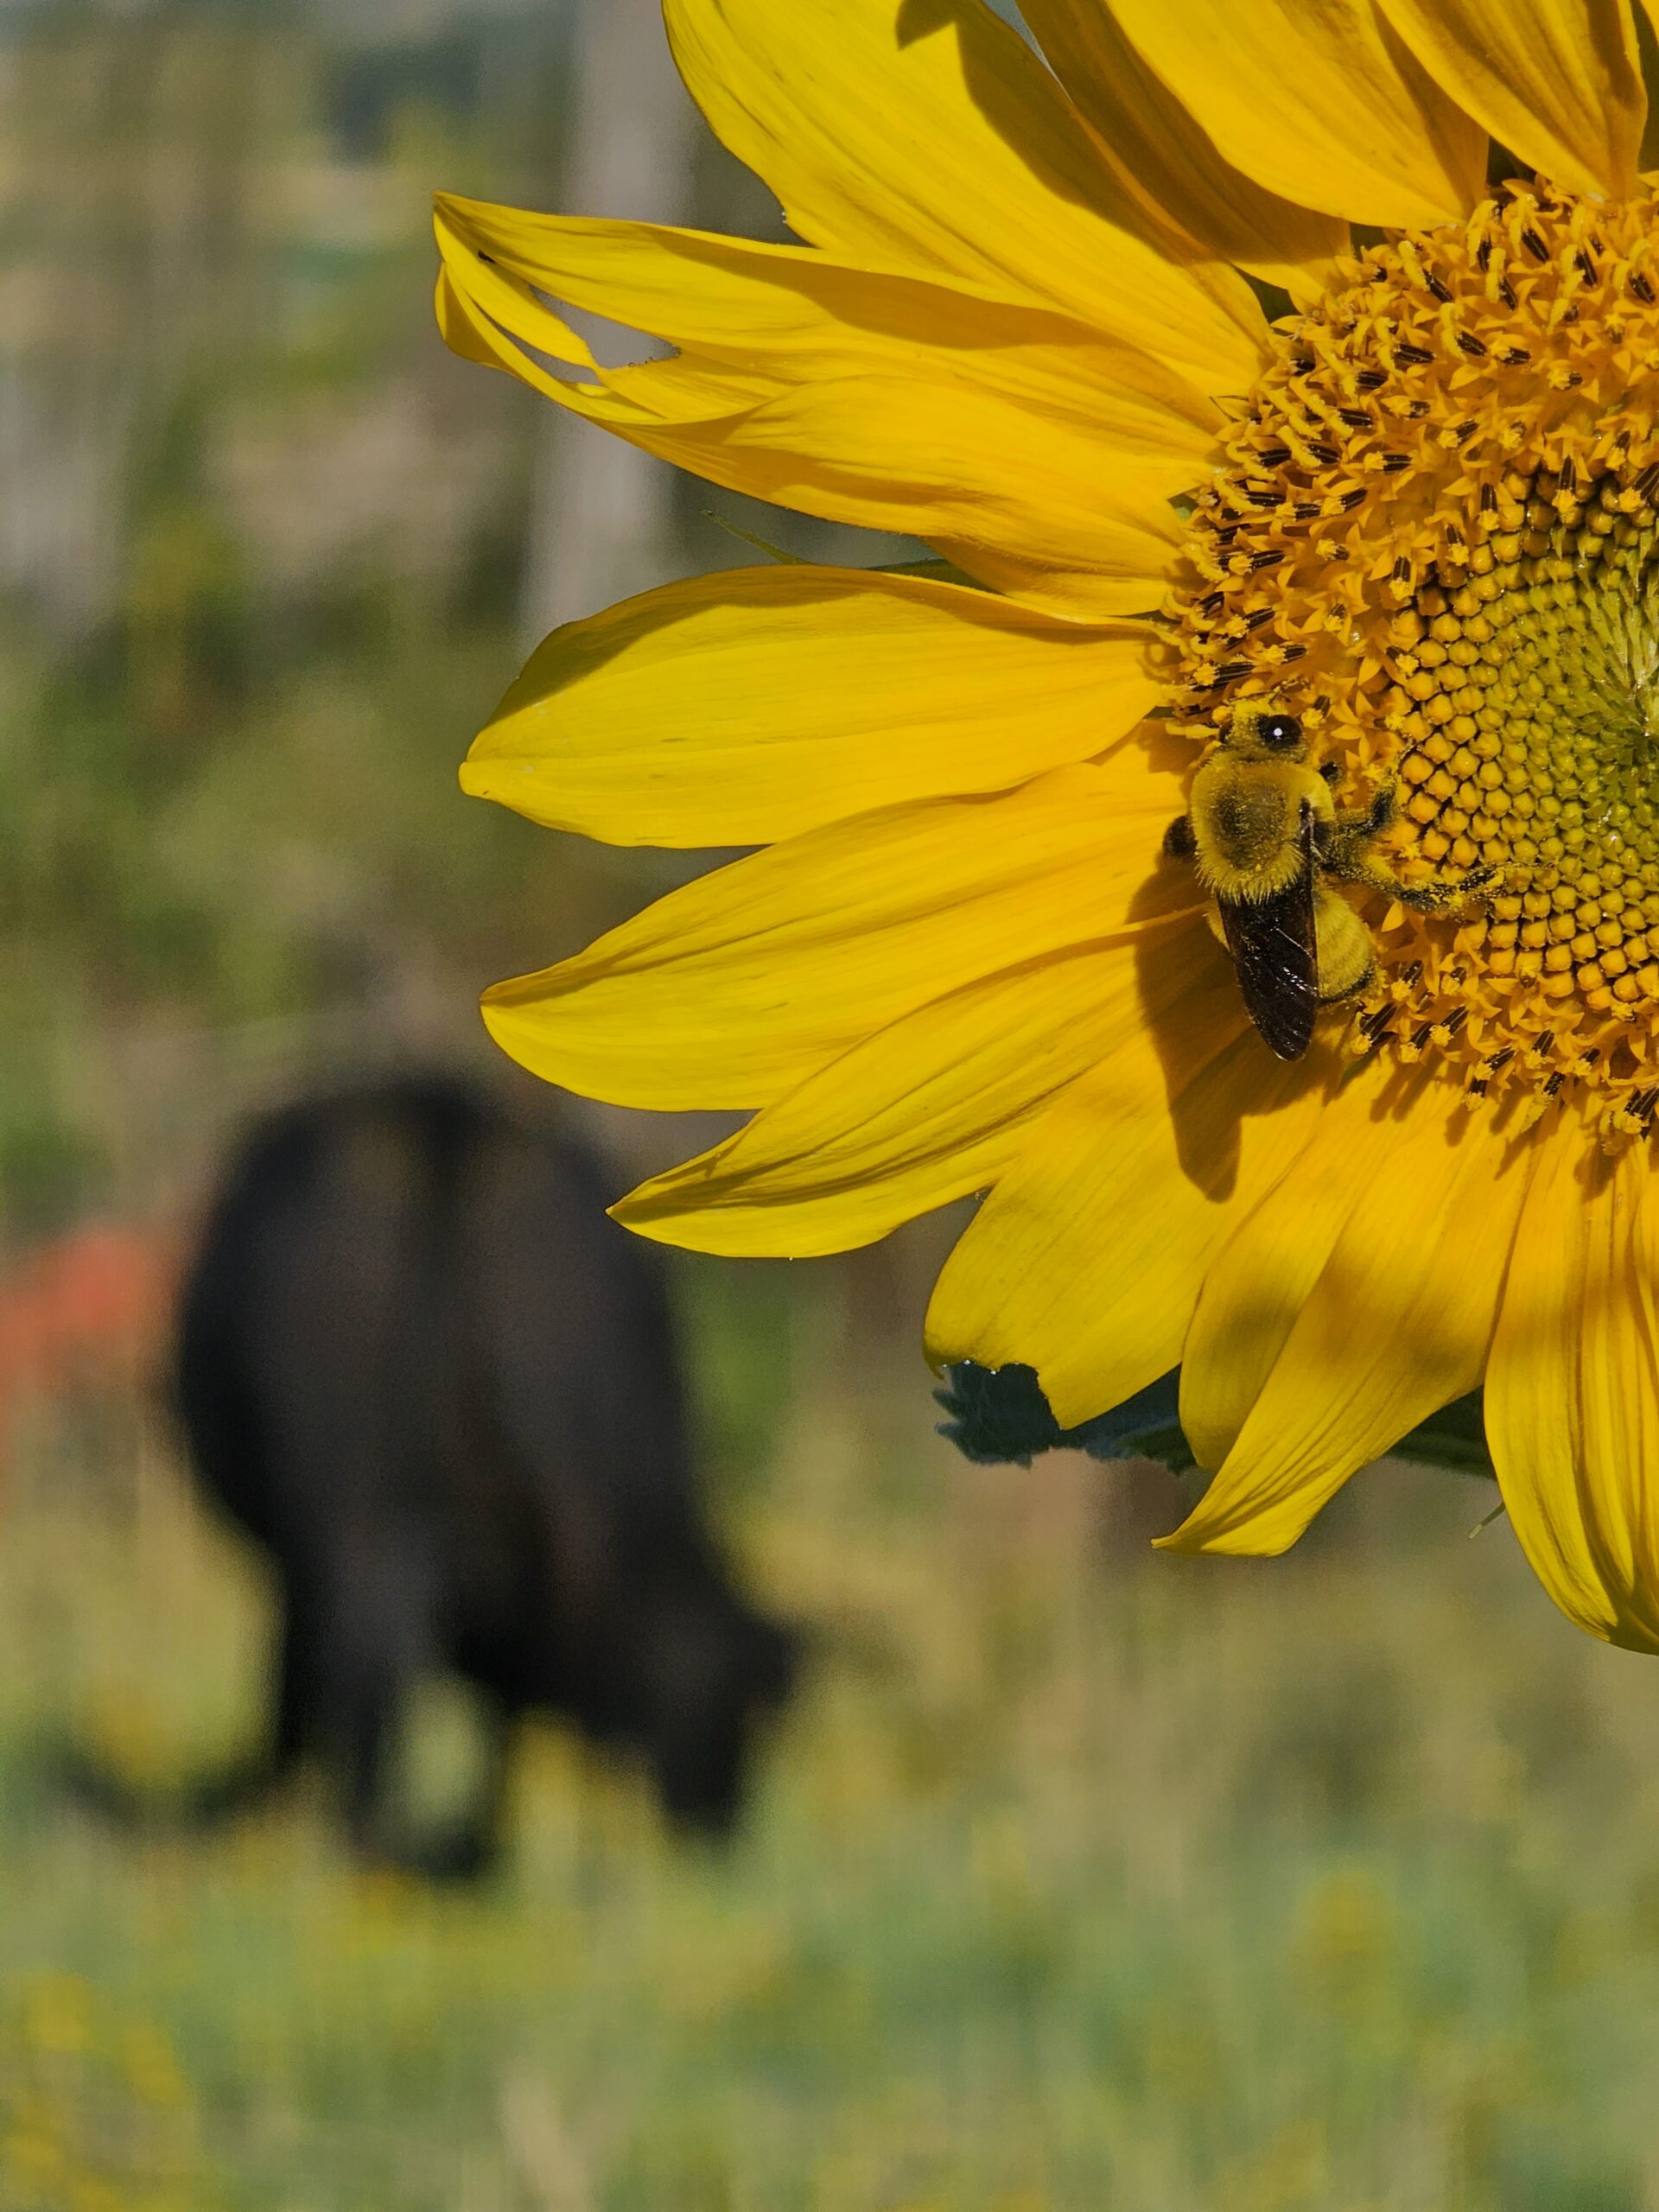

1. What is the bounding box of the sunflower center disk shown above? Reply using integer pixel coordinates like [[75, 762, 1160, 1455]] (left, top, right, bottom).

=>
[[1166, 181, 1659, 1136]]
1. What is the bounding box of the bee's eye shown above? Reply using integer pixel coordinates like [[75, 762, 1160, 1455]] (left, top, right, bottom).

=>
[[1260, 715, 1301, 752]]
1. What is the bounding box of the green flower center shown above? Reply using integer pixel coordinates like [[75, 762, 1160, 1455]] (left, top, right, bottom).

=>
[[1394, 478, 1659, 1052]]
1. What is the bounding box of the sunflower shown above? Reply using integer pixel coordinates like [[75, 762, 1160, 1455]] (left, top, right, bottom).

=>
[[435, 0, 1659, 1653]]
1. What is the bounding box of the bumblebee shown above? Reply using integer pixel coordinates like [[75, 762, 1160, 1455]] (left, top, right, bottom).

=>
[[1163, 706, 1487, 1060]]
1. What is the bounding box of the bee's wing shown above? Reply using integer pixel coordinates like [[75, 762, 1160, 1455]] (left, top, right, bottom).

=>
[[1216, 803, 1318, 1060]]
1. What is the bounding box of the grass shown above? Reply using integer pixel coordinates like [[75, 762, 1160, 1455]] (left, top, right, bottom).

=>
[[3, 1298, 1659, 2211]]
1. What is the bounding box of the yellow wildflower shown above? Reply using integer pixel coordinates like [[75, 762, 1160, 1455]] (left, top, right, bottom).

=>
[[437, 0, 1659, 1650]]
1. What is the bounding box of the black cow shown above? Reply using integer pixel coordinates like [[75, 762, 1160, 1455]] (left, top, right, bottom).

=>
[[167, 1075, 795, 1876]]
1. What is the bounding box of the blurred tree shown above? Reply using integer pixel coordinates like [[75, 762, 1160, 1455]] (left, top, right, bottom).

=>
[[0, 1, 576, 1223], [517, 0, 698, 646]]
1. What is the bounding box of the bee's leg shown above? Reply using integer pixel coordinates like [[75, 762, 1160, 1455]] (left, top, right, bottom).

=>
[[1324, 844, 1497, 908], [1317, 785, 1397, 863], [1390, 866, 1497, 911], [1311, 819, 1375, 879], [1357, 780, 1397, 836], [1315, 779, 1497, 910], [1163, 814, 1197, 860], [1310, 821, 1482, 900]]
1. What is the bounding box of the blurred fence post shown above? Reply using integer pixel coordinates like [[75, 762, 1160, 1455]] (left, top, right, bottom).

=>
[[517, 0, 696, 652]]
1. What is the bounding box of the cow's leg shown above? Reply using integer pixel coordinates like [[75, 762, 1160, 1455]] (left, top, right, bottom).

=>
[[308, 1531, 441, 1866], [270, 1583, 322, 1776], [338, 1674, 402, 1866]]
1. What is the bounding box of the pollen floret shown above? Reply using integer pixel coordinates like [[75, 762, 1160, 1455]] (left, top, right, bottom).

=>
[[1165, 178, 1659, 1138]]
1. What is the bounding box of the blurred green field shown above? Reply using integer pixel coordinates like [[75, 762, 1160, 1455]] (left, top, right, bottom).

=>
[[4, 1272, 1659, 2212]]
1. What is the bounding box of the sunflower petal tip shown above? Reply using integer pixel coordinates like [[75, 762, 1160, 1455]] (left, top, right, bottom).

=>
[[1152, 1515, 1294, 1560], [606, 1192, 678, 1244]]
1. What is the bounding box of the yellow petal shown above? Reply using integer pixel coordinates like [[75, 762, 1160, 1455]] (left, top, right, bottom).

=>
[[434, 198, 1202, 620], [462, 566, 1160, 848], [433, 268, 505, 372], [1022, 0, 1347, 307], [663, 0, 1268, 392], [1179, 1056, 1430, 1469], [1378, 0, 1643, 201], [1161, 1085, 1537, 1559], [483, 759, 1193, 1113], [912, 535, 1173, 626], [1486, 1133, 1659, 1653], [613, 925, 1210, 1256], [924, 1002, 1327, 1429], [1103, 0, 1487, 229]]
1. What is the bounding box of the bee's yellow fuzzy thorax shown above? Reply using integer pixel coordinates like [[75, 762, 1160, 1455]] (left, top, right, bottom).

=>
[[1189, 753, 1324, 899], [1163, 177, 1659, 1141]]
